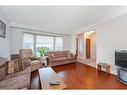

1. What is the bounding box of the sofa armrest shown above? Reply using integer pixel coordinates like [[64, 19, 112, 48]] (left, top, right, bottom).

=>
[[30, 57, 40, 60], [22, 58, 31, 68]]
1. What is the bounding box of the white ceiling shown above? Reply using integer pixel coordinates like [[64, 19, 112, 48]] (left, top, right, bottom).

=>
[[1, 6, 127, 34]]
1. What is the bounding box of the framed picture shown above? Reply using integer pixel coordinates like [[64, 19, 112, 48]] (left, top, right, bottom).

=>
[[0, 20, 6, 38]]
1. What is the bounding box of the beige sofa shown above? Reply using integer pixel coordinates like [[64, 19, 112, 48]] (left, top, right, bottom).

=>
[[0, 57, 31, 89], [45, 51, 76, 67], [20, 49, 43, 72]]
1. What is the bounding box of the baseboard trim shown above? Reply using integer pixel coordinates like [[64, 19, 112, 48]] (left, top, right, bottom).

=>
[[77, 60, 117, 75]]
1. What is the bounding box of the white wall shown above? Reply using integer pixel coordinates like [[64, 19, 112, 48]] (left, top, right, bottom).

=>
[[10, 27, 71, 54], [0, 10, 10, 59], [63, 35, 70, 51], [10, 28, 23, 54], [71, 13, 127, 75], [90, 32, 96, 59], [96, 14, 127, 74]]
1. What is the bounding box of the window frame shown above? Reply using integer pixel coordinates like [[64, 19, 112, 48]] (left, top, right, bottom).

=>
[[23, 32, 63, 55], [23, 33, 35, 53], [36, 35, 54, 52], [54, 37, 63, 51]]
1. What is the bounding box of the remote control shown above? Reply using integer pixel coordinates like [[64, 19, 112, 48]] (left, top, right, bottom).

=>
[[49, 81, 60, 85]]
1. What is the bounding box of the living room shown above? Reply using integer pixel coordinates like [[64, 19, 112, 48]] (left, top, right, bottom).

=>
[[0, 1, 127, 94]]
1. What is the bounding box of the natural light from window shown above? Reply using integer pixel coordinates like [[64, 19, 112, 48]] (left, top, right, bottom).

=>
[[23, 33, 63, 56]]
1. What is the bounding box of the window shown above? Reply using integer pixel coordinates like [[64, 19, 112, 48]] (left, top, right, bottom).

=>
[[23, 33, 63, 56], [23, 33, 34, 51], [55, 37, 63, 51], [36, 35, 54, 50], [36, 36, 54, 56]]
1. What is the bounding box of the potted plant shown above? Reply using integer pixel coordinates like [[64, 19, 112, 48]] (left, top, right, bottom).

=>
[[37, 47, 49, 57]]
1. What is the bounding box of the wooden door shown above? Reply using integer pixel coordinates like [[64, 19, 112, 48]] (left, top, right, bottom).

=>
[[86, 38, 90, 59]]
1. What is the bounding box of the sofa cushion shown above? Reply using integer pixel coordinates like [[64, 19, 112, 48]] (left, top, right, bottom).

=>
[[31, 60, 42, 66], [46, 51, 69, 59], [3, 67, 31, 80], [49, 57, 73, 63], [53, 53, 68, 58]]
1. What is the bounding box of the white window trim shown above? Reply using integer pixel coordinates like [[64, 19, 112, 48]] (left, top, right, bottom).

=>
[[23, 32, 63, 55]]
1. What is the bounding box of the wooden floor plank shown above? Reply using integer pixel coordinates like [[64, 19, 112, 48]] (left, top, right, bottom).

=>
[[30, 63, 127, 89]]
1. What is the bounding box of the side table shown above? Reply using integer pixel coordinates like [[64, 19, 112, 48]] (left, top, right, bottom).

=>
[[97, 63, 110, 73]]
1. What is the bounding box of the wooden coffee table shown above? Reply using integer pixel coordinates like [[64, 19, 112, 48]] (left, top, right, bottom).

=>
[[39, 67, 67, 89]]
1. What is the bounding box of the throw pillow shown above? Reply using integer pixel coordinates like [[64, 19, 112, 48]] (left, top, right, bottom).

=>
[[8, 59, 23, 74], [7, 60, 15, 74], [48, 54, 52, 59], [14, 59, 23, 72], [50, 54, 55, 59]]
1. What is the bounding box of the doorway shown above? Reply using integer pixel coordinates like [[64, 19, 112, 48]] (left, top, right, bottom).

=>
[[84, 31, 96, 67], [75, 31, 96, 67]]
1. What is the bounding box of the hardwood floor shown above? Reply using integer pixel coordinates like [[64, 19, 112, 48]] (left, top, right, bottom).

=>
[[30, 63, 127, 89]]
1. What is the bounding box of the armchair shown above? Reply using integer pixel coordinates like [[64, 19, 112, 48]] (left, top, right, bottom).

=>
[[19, 49, 43, 72]]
